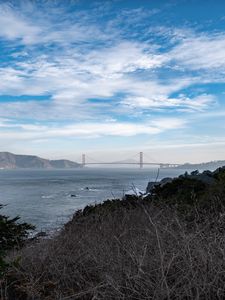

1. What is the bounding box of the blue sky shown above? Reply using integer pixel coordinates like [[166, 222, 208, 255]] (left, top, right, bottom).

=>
[[1, 0, 225, 163]]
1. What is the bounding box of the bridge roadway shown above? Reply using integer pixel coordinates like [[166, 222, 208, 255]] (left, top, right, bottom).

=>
[[83, 162, 180, 167]]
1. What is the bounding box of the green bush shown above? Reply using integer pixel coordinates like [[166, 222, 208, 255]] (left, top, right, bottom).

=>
[[153, 177, 207, 205], [0, 205, 34, 276]]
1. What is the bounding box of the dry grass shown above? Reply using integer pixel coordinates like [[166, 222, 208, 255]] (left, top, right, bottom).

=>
[[2, 196, 225, 300]]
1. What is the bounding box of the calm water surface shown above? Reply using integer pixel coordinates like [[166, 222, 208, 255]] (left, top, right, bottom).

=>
[[0, 168, 186, 231]]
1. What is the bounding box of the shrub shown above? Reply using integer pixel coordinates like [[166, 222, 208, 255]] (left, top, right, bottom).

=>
[[152, 177, 207, 205], [0, 205, 34, 276]]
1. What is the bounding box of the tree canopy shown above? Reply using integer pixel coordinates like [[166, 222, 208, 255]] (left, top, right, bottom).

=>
[[0, 205, 34, 276]]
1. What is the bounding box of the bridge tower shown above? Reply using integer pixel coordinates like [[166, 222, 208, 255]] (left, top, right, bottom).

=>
[[82, 154, 86, 167], [139, 152, 143, 169]]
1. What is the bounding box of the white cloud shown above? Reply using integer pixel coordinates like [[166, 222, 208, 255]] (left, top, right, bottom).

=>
[[0, 4, 41, 44], [0, 2, 111, 46], [0, 117, 185, 142], [149, 27, 225, 72], [121, 82, 215, 112], [170, 33, 225, 71], [0, 2, 219, 122], [0, 56, 214, 121], [81, 41, 166, 78]]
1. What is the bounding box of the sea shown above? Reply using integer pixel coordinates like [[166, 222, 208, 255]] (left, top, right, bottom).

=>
[[0, 168, 187, 232]]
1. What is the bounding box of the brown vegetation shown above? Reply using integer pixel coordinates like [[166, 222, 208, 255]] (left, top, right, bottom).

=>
[[2, 168, 225, 299]]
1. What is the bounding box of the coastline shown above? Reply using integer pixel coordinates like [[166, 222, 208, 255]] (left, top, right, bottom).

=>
[[2, 166, 225, 298]]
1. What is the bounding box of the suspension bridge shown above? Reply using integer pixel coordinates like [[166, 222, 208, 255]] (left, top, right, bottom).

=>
[[78, 152, 180, 169]]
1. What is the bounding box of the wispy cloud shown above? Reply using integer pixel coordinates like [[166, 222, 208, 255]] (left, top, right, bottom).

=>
[[170, 33, 225, 71], [0, 0, 225, 159], [0, 117, 186, 142], [0, 3, 41, 44]]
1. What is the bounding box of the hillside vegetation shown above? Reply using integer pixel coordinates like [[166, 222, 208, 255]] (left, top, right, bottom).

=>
[[2, 167, 225, 299]]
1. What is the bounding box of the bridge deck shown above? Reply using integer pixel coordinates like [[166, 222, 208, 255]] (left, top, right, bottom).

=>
[[83, 162, 180, 166], [80, 153, 180, 168]]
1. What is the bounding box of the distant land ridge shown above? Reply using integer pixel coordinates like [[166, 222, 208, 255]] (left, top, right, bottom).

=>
[[176, 160, 225, 170], [0, 152, 81, 169]]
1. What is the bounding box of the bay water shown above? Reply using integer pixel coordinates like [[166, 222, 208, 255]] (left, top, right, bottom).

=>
[[0, 168, 186, 231]]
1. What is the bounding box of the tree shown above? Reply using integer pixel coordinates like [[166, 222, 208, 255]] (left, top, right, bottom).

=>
[[0, 204, 34, 276]]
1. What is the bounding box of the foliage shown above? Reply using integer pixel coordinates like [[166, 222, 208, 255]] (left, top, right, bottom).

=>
[[153, 177, 207, 204], [0, 205, 34, 276]]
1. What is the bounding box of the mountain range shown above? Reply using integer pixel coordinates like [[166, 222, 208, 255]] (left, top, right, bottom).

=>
[[0, 152, 81, 169]]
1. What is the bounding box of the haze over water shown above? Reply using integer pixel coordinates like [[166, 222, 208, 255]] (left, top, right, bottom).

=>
[[0, 168, 185, 231]]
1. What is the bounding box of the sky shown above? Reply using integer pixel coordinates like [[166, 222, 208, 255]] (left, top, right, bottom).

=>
[[1, 0, 225, 164]]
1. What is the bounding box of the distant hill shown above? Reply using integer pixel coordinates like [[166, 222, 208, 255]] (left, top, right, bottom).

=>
[[0, 152, 81, 169], [176, 160, 225, 170]]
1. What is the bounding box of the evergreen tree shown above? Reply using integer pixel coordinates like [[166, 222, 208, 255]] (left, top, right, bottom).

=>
[[0, 204, 34, 276]]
